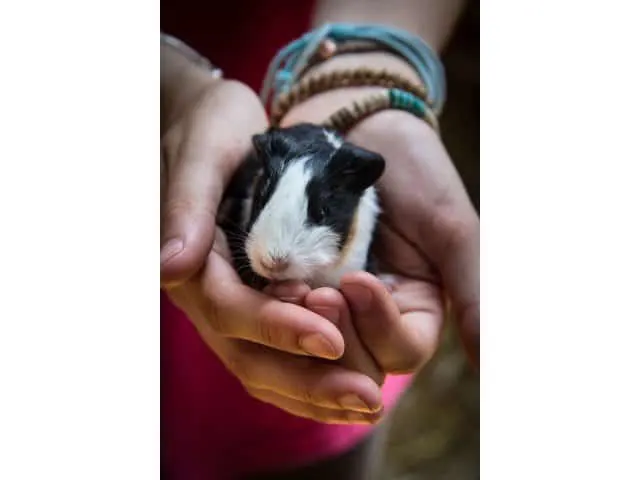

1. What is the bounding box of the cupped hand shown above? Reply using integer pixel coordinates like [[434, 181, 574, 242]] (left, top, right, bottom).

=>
[[161, 79, 266, 285], [282, 95, 479, 371], [161, 78, 385, 424], [348, 111, 479, 368], [167, 229, 384, 424]]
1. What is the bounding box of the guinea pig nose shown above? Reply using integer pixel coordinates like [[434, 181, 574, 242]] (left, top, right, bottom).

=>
[[262, 254, 290, 273]]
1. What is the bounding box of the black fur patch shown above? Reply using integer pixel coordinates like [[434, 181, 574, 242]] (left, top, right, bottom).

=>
[[217, 149, 265, 288], [219, 123, 385, 288], [247, 124, 334, 229], [305, 136, 386, 248]]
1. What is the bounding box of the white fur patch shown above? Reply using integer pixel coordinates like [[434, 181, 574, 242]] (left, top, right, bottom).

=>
[[246, 151, 380, 288], [323, 129, 343, 149], [246, 157, 340, 281]]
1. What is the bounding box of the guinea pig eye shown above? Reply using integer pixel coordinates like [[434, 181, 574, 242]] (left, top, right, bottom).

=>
[[308, 202, 328, 224], [317, 205, 330, 222]]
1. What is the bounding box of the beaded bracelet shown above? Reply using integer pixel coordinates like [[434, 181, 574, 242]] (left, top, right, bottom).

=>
[[322, 88, 439, 135], [261, 23, 447, 116], [270, 67, 429, 126], [298, 39, 403, 78]]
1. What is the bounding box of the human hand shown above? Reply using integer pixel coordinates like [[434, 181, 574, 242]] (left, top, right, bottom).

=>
[[350, 110, 479, 368], [161, 78, 267, 284], [161, 77, 385, 424], [282, 88, 479, 370]]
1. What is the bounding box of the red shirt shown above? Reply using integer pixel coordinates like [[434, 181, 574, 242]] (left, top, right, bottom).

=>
[[161, 0, 315, 92]]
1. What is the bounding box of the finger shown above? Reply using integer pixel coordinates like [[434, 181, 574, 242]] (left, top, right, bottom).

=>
[[161, 81, 268, 286], [264, 280, 311, 305], [431, 214, 479, 367], [214, 339, 383, 413], [161, 138, 228, 285], [201, 250, 345, 360], [342, 271, 444, 374], [247, 387, 384, 425], [305, 288, 384, 385]]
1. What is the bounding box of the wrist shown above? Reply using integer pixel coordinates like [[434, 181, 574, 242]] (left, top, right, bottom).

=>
[[304, 50, 422, 86], [281, 52, 427, 129], [266, 21, 446, 132], [312, 0, 466, 54]]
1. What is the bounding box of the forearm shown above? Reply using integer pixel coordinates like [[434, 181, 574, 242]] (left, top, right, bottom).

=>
[[161, 41, 218, 134], [312, 0, 467, 54], [280, 1, 466, 126]]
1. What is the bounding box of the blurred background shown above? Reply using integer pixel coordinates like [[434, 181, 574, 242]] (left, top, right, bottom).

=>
[[381, 3, 479, 479], [162, 1, 479, 477]]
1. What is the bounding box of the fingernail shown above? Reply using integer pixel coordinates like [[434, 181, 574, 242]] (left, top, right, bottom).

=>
[[312, 306, 340, 325], [343, 284, 372, 312], [300, 333, 338, 359], [339, 394, 374, 412], [345, 410, 382, 425], [278, 297, 303, 304], [161, 238, 184, 265]]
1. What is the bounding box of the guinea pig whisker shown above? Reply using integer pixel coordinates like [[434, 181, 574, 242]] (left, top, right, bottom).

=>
[[235, 264, 255, 276], [230, 252, 251, 263], [223, 230, 249, 242], [220, 218, 250, 233], [235, 264, 251, 274]]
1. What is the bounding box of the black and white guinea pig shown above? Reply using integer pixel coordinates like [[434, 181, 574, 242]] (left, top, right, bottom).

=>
[[218, 123, 386, 290]]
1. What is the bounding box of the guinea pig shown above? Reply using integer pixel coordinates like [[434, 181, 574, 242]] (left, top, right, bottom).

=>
[[218, 123, 386, 290]]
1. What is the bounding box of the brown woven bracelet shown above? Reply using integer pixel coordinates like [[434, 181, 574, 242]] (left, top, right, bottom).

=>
[[321, 90, 440, 136], [270, 67, 430, 126]]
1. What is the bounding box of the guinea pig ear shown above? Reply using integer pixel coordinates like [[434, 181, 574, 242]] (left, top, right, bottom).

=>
[[252, 131, 291, 169], [251, 133, 270, 158], [328, 143, 386, 192]]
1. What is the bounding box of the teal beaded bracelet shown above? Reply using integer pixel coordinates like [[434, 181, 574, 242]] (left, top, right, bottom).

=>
[[261, 23, 447, 116], [323, 88, 439, 134], [389, 88, 428, 118]]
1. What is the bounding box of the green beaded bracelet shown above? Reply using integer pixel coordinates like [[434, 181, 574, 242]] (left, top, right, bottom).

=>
[[323, 87, 440, 134], [388, 88, 428, 117]]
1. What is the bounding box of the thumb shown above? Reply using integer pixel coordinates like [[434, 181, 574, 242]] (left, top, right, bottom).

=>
[[160, 137, 228, 285], [160, 81, 268, 286]]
